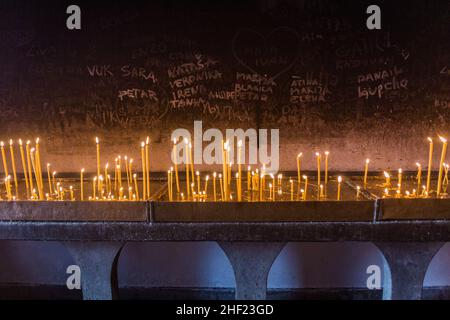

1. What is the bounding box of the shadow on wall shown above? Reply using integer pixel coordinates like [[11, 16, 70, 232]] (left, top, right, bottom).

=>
[[0, 240, 75, 286], [268, 242, 385, 289], [117, 242, 236, 289]]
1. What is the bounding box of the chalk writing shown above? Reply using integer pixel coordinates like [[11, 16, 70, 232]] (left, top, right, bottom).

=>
[[357, 66, 408, 100]]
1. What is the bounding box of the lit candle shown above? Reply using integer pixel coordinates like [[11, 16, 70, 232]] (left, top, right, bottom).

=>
[[444, 164, 449, 192], [316, 152, 321, 193], [196, 171, 200, 194], [141, 142, 147, 200], [184, 138, 190, 199], [324, 151, 329, 185], [93, 176, 97, 199], [173, 138, 180, 194], [383, 171, 391, 187], [222, 140, 227, 201], [128, 159, 133, 192], [290, 178, 294, 201], [437, 136, 448, 197], [95, 137, 101, 184], [356, 186, 361, 200], [30, 148, 41, 200], [125, 156, 130, 190], [9, 140, 18, 198], [18, 140, 30, 199], [426, 137, 433, 194], [337, 176, 342, 201], [167, 169, 171, 201], [416, 163, 422, 196], [1, 141, 9, 180], [26, 141, 34, 194], [363, 158, 369, 187], [303, 175, 308, 200], [133, 173, 139, 201], [268, 183, 273, 201], [128, 187, 133, 201], [297, 153, 302, 186], [52, 171, 56, 194], [70, 186, 74, 201], [247, 166, 251, 191], [188, 141, 194, 187], [219, 173, 224, 201], [398, 169, 402, 194], [213, 172, 217, 202], [80, 168, 85, 201], [320, 184, 324, 199], [204, 175, 209, 196], [259, 174, 263, 201], [46, 163, 52, 195], [238, 140, 242, 201], [235, 173, 240, 201], [146, 137, 151, 199], [35, 138, 43, 199], [270, 174, 275, 201]]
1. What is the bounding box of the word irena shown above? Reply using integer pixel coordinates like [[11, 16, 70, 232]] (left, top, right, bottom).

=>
[[66, 5, 381, 31], [171, 121, 280, 173]]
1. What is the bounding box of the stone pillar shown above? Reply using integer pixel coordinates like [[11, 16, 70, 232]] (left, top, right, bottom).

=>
[[219, 242, 285, 300], [374, 242, 444, 300], [65, 241, 124, 300]]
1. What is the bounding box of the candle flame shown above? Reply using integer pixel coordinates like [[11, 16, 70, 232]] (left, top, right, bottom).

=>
[[315, 152, 320, 157], [81, 168, 85, 173], [95, 137, 99, 144], [0, 141, 4, 147], [238, 140, 242, 147], [36, 138, 40, 144], [416, 162, 421, 167], [196, 171, 199, 176], [297, 152, 302, 158], [9, 139, 13, 146], [213, 172, 217, 177], [383, 171, 390, 178], [325, 151, 329, 155], [141, 141, 145, 148], [439, 136, 447, 143], [399, 168, 402, 173], [302, 175, 307, 179], [338, 176, 342, 183], [19, 139, 22, 146], [357, 186, 361, 190], [146, 136, 150, 144], [366, 158, 370, 164], [206, 175, 209, 180], [428, 137, 432, 143]]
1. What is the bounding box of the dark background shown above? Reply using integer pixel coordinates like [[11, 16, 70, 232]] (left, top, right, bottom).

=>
[[0, 0, 449, 171]]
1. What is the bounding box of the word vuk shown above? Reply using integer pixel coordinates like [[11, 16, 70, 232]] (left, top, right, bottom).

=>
[[171, 121, 279, 173]]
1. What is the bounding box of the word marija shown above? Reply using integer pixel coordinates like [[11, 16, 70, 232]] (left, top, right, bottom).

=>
[[171, 121, 279, 173]]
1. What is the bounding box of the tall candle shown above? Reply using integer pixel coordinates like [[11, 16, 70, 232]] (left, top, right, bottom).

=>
[[141, 142, 147, 200], [9, 140, 18, 198], [134, 174, 139, 201], [316, 152, 321, 192], [26, 141, 34, 193], [35, 138, 43, 199], [398, 169, 402, 194], [93, 176, 97, 199], [297, 153, 302, 186], [188, 141, 194, 187], [125, 156, 130, 190], [184, 139, 190, 199], [18, 140, 30, 199], [213, 172, 217, 202], [173, 138, 180, 194], [196, 171, 200, 194], [80, 168, 85, 201], [70, 186, 74, 201], [46, 163, 52, 195], [167, 169, 172, 201], [222, 141, 228, 201], [437, 136, 448, 196], [1, 142, 9, 180], [337, 176, 342, 201], [324, 151, 329, 185], [247, 166, 251, 191], [219, 174, 224, 201], [363, 158, 369, 187], [426, 137, 433, 194], [416, 163, 421, 195], [356, 186, 361, 200], [95, 137, 101, 185], [303, 175, 308, 201], [30, 148, 41, 200], [146, 137, 151, 199], [238, 140, 242, 201], [290, 179, 294, 201], [235, 173, 239, 201]]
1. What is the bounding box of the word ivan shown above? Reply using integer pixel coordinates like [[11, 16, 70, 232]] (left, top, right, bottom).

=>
[[171, 121, 280, 173]]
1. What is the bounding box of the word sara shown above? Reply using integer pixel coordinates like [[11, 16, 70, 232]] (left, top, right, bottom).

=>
[[171, 121, 279, 173]]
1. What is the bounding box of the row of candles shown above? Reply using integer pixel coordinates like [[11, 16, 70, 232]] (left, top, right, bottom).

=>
[[0, 135, 448, 201]]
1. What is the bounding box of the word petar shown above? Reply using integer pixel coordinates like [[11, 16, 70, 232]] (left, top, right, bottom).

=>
[[176, 304, 210, 318]]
